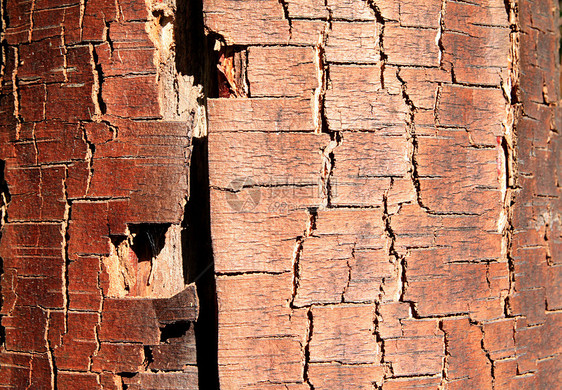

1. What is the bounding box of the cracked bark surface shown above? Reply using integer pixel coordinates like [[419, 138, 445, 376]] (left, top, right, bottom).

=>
[[0, 0, 203, 388], [204, 0, 561, 389], [0, 0, 560, 389]]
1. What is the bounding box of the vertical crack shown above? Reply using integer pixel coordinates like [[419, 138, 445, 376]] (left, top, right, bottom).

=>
[[313, 21, 329, 135], [373, 295, 389, 381], [60, 21, 68, 82], [28, 0, 36, 43], [303, 307, 314, 390], [501, 0, 520, 318], [31, 123, 39, 165], [321, 133, 340, 207], [313, 0, 331, 135], [0, 160, 10, 348], [143, 345, 154, 370], [382, 184, 404, 302], [61, 167, 71, 334], [365, 0, 387, 87], [180, 0, 220, 386], [438, 320, 449, 389], [38, 166, 44, 215], [89, 43, 105, 120], [544, 223, 552, 267], [433, 84, 442, 126], [316, 0, 335, 210], [340, 243, 355, 303], [41, 83, 46, 121], [436, 0, 447, 68], [45, 309, 57, 390], [278, 0, 292, 39], [79, 0, 87, 41], [479, 325, 496, 389], [290, 209, 317, 309], [12, 46, 22, 140], [81, 124, 95, 195], [396, 69, 430, 212], [290, 239, 304, 309], [88, 258, 103, 375], [0, 0, 6, 45], [185, 136, 219, 390], [104, 20, 114, 54]]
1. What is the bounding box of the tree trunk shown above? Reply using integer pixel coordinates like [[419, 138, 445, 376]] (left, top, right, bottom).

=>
[[0, 0, 560, 389]]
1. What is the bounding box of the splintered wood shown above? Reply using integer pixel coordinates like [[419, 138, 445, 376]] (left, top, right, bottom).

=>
[[204, 0, 561, 389], [0, 0, 560, 389]]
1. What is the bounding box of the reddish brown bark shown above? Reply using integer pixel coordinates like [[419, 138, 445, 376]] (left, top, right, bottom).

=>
[[204, 0, 561, 389], [0, 0, 199, 388], [0, 0, 560, 389]]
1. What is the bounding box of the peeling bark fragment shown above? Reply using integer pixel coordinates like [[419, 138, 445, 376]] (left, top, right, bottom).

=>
[[216, 44, 248, 98]]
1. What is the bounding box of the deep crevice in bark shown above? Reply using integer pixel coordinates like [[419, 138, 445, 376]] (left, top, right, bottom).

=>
[[0, 160, 9, 348], [90, 44, 106, 116], [176, 0, 216, 93], [438, 320, 449, 388], [176, 0, 220, 385], [502, 0, 520, 319], [396, 69, 429, 213], [303, 307, 314, 389], [185, 136, 219, 390]]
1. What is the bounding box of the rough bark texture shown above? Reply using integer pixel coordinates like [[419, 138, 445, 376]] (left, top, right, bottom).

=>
[[204, 0, 561, 389], [0, 0, 560, 389], [0, 0, 201, 388]]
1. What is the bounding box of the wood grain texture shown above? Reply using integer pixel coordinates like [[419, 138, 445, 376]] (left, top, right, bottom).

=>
[[204, 0, 560, 387], [247, 47, 317, 98], [208, 98, 315, 132], [1, 0, 560, 388], [0, 1, 199, 387], [325, 65, 407, 131]]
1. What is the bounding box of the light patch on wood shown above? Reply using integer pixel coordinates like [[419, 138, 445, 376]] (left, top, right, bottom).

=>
[[103, 225, 185, 298], [145, 0, 205, 122]]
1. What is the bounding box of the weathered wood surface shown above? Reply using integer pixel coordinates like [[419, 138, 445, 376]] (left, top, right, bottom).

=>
[[204, 0, 561, 388], [0, 0, 199, 388], [0, 0, 560, 388]]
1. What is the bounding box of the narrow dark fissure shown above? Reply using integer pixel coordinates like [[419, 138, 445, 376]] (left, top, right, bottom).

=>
[[90, 47, 107, 114], [184, 135, 219, 390], [0, 257, 3, 347], [0, 0, 9, 347], [143, 345, 154, 368], [177, 0, 220, 388], [0, 160, 10, 348]]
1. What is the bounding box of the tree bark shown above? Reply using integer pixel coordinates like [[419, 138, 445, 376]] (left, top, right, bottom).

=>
[[0, 0, 560, 389]]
